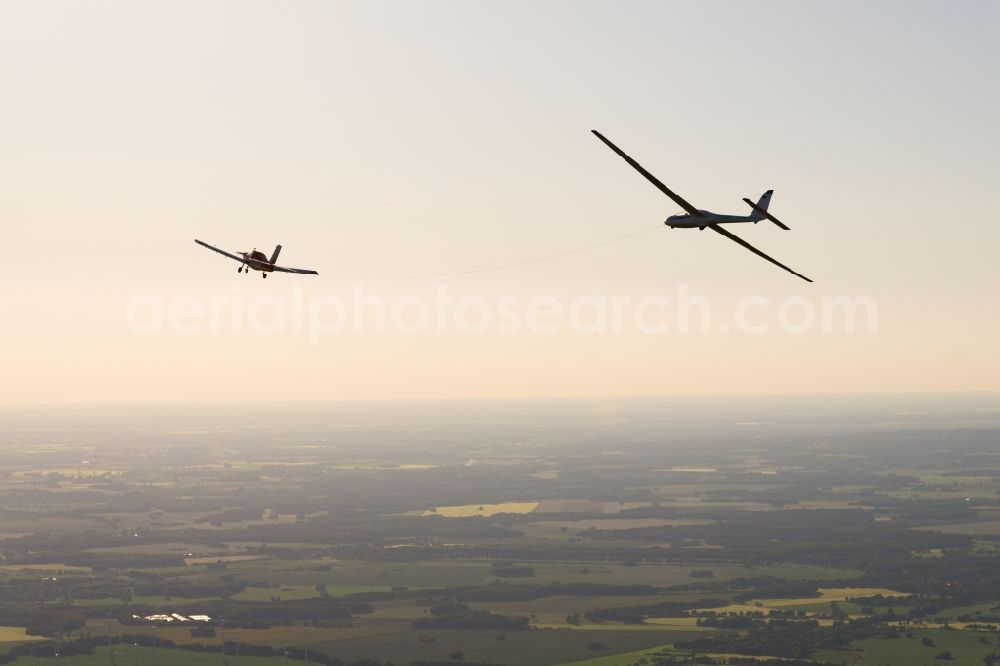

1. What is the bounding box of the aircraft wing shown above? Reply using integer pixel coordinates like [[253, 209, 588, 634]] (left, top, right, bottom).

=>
[[591, 130, 702, 217], [709, 225, 812, 282], [271, 265, 319, 275], [742, 198, 790, 230], [195, 239, 244, 263]]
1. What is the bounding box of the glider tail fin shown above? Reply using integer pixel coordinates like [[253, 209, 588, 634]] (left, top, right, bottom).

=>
[[743, 191, 790, 230], [270, 245, 282, 264], [750, 190, 773, 219]]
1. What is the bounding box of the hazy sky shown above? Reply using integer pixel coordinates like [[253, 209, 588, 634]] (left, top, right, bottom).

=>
[[2, 0, 999, 404]]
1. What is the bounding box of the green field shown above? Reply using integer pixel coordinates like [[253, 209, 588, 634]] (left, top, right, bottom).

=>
[[554, 642, 677, 666], [306, 627, 708, 666], [74, 595, 217, 607], [231, 584, 321, 602], [10, 646, 289, 665], [851, 628, 999, 666]]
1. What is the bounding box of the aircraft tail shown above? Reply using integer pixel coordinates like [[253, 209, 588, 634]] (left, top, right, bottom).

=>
[[742, 191, 790, 230], [750, 190, 773, 219], [269, 245, 282, 264]]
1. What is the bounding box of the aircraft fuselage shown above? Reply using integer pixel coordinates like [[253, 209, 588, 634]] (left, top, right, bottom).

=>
[[241, 251, 274, 272], [666, 212, 763, 229]]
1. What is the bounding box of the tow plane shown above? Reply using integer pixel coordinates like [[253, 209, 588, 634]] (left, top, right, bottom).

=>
[[194, 240, 318, 278], [591, 130, 811, 282]]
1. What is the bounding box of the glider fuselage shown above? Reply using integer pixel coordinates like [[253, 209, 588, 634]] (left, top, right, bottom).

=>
[[666, 211, 763, 229]]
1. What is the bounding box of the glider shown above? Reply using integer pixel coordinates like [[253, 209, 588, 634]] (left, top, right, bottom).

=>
[[591, 130, 811, 282]]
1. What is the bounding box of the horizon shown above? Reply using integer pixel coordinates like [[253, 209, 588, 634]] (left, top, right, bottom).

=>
[[4, 388, 1000, 407]]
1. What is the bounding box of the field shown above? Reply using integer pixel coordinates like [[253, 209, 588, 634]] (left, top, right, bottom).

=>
[[424, 502, 540, 517], [306, 628, 707, 666], [850, 628, 999, 666], [11, 646, 289, 665], [2, 399, 1000, 665], [0, 627, 45, 656], [555, 643, 679, 666]]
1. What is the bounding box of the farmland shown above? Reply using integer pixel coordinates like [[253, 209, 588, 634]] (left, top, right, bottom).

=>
[[1, 396, 999, 664]]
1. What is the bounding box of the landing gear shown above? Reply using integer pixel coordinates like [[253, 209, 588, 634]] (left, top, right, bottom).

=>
[[262, 273, 267, 279], [699, 226, 705, 231], [238, 266, 243, 273]]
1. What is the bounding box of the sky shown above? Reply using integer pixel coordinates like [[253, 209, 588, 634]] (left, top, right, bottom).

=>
[[2, 0, 999, 404]]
